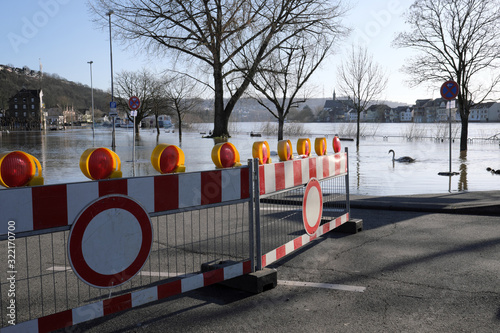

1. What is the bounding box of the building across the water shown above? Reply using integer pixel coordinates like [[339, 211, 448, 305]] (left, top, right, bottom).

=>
[[4, 88, 44, 130]]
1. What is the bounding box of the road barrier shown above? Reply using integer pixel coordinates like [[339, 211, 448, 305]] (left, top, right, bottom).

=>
[[254, 150, 349, 269], [0, 141, 351, 332]]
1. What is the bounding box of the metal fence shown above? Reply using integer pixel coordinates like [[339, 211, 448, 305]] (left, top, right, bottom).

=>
[[0, 150, 350, 332], [254, 149, 349, 269], [1, 166, 253, 331]]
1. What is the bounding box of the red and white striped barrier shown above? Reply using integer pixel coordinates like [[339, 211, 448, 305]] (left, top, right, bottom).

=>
[[0, 168, 249, 236], [0, 261, 251, 333], [261, 213, 349, 267], [259, 153, 347, 195]]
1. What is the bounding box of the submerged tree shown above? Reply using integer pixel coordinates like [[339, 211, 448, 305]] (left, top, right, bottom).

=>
[[393, 0, 500, 151], [337, 45, 387, 147], [249, 29, 344, 140], [164, 75, 202, 143], [89, 0, 347, 138], [115, 69, 158, 134]]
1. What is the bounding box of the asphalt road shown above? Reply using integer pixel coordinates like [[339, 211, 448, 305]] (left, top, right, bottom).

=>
[[61, 199, 500, 332]]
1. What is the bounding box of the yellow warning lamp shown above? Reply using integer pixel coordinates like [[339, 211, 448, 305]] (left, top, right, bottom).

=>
[[79, 147, 122, 180], [211, 142, 242, 168], [252, 141, 272, 165], [151, 144, 186, 174], [333, 136, 341, 153], [277, 140, 293, 161], [297, 138, 311, 157], [314, 137, 327, 156], [0, 151, 44, 188]]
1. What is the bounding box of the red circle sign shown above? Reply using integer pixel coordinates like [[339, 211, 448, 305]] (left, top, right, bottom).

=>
[[68, 195, 152, 288], [128, 96, 141, 110], [302, 178, 323, 235], [440, 80, 459, 100]]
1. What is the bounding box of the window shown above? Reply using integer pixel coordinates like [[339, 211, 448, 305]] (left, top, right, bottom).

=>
[[14, 98, 17, 103], [31, 97, 35, 103], [14, 105, 18, 109], [32, 112, 35, 116], [15, 112, 18, 117], [23, 105, 27, 109], [23, 98, 26, 103], [23, 112, 26, 117], [31, 104, 35, 109]]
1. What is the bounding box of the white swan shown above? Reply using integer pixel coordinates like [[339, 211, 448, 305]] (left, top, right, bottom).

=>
[[389, 149, 416, 163]]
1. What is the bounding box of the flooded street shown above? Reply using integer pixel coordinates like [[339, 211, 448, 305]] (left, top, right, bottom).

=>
[[1, 122, 499, 195]]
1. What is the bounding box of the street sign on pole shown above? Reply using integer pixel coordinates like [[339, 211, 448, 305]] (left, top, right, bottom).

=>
[[440, 80, 459, 100], [438, 80, 459, 178], [128, 96, 141, 110], [109, 101, 117, 117], [128, 97, 140, 173]]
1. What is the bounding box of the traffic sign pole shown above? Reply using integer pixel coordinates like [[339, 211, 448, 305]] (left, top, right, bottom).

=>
[[128, 97, 141, 174], [110, 101, 117, 151], [438, 81, 459, 178], [132, 111, 136, 175]]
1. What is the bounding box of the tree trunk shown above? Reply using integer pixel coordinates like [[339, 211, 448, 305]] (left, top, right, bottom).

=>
[[155, 114, 160, 136], [135, 119, 140, 135], [356, 111, 360, 147], [460, 114, 468, 152], [213, 107, 229, 138], [211, 55, 230, 138], [457, 97, 469, 152], [278, 116, 284, 141], [177, 113, 183, 143]]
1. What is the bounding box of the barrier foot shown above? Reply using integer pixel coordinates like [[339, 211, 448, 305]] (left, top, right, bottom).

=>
[[334, 218, 363, 234], [202, 261, 277, 294]]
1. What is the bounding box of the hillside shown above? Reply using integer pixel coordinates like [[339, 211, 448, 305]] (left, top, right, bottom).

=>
[[0, 64, 407, 123], [0, 65, 110, 112]]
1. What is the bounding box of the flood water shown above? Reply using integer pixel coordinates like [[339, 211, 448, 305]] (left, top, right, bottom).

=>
[[1, 122, 499, 196]]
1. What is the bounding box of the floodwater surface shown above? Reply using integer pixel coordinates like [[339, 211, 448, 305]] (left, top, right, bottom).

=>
[[1, 122, 499, 196]]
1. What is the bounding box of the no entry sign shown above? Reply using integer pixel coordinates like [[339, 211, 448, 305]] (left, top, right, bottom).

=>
[[128, 96, 141, 110], [302, 178, 323, 235], [68, 195, 153, 288], [440, 80, 459, 100]]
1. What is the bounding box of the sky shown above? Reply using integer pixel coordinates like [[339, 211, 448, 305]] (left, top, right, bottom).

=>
[[1, 0, 447, 106]]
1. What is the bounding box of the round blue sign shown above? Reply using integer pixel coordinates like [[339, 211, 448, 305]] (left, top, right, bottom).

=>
[[440, 81, 459, 100], [128, 96, 141, 110]]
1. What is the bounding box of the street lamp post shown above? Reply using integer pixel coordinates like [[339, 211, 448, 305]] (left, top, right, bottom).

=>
[[107, 9, 116, 150], [87, 61, 95, 143]]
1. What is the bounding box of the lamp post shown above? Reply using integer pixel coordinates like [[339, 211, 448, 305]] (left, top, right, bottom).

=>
[[87, 60, 95, 143], [107, 9, 116, 150]]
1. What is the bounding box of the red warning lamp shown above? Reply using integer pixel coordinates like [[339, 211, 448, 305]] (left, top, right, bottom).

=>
[[80, 147, 122, 180], [314, 137, 327, 156], [0, 151, 44, 188], [151, 144, 186, 174], [252, 141, 272, 165], [277, 140, 293, 161], [333, 136, 341, 153], [212, 142, 242, 168], [297, 138, 311, 157]]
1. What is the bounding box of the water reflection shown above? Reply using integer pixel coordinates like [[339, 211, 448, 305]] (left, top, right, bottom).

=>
[[355, 149, 361, 191], [458, 151, 468, 191]]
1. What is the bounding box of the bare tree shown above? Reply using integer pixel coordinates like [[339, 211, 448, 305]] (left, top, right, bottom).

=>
[[337, 45, 387, 147], [149, 78, 169, 137], [89, 0, 347, 138], [115, 69, 157, 134], [393, 0, 500, 152], [164, 75, 202, 143], [249, 30, 341, 140]]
